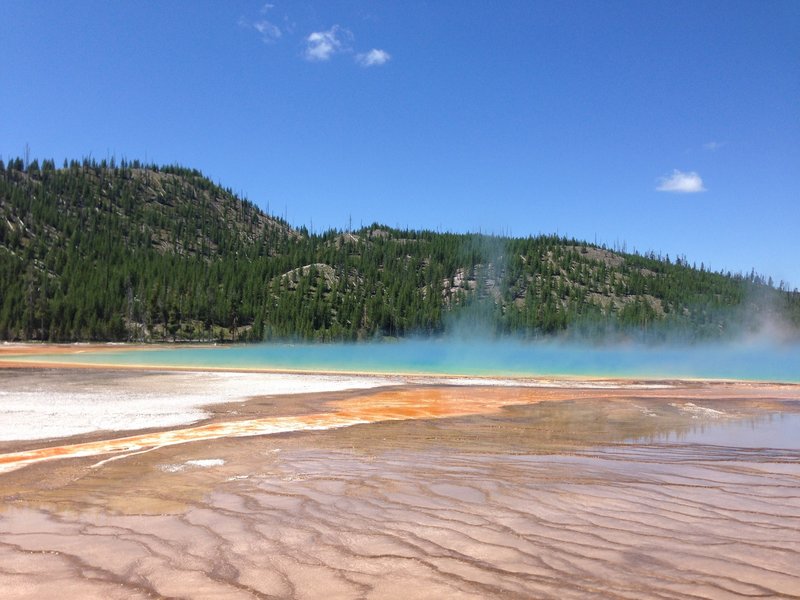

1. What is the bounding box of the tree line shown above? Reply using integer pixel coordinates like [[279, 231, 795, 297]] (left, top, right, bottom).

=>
[[1, 157, 798, 343]]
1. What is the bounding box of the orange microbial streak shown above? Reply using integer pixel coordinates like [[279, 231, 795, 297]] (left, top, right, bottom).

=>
[[0, 387, 559, 474], [4, 383, 795, 474]]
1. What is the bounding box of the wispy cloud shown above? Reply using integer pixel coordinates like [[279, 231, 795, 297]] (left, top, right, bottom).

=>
[[656, 170, 707, 193], [304, 26, 349, 61], [703, 141, 725, 151], [253, 20, 282, 43], [239, 12, 282, 44], [355, 48, 391, 67]]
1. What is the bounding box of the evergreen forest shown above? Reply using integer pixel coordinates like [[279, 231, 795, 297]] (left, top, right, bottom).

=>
[[1, 158, 798, 343]]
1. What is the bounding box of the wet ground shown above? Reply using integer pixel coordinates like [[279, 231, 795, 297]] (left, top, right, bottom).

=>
[[1, 370, 799, 598]]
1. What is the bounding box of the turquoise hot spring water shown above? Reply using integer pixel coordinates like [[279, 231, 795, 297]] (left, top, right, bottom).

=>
[[9, 340, 800, 383]]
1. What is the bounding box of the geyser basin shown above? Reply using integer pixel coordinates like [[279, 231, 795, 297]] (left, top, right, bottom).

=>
[[4, 340, 799, 383]]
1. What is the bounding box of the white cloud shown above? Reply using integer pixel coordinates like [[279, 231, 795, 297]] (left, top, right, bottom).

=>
[[355, 48, 391, 67], [656, 170, 707, 193], [254, 20, 282, 43], [703, 141, 725, 151], [238, 14, 281, 44], [304, 26, 348, 61]]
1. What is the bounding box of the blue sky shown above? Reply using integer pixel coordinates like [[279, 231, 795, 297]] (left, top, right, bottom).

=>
[[2, 1, 798, 287]]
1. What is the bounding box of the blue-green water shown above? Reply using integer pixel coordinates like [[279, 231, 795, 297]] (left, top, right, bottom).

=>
[[8, 340, 800, 383]]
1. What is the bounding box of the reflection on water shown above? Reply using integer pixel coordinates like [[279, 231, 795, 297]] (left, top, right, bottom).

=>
[[630, 412, 800, 449]]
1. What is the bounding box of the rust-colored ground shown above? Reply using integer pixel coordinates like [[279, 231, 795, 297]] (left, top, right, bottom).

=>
[[3, 382, 797, 475]]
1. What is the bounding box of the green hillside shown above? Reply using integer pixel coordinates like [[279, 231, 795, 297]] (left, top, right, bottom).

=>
[[1, 158, 798, 342]]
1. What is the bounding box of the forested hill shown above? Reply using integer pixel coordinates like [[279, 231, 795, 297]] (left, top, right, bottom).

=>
[[1, 158, 798, 343]]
